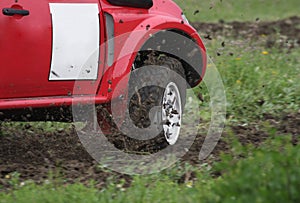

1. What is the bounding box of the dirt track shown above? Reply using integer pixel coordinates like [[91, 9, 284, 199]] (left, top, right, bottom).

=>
[[0, 112, 299, 190], [192, 16, 300, 49], [1, 17, 300, 190]]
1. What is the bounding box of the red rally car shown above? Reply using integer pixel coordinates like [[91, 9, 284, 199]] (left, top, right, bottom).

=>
[[0, 0, 206, 146]]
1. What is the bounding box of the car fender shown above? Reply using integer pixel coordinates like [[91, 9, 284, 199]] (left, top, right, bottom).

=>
[[98, 14, 207, 102]]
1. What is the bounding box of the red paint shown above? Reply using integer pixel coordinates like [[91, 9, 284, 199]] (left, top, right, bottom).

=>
[[0, 0, 206, 112], [0, 0, 104, 99]]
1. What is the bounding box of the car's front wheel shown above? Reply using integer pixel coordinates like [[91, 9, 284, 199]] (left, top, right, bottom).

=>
[[95, 53, 186, 153], [125, 53, 186, 151]]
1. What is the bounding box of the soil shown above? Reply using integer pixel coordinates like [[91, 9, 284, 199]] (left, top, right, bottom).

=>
[[0, 127, 131, 190], [1, 17, 299, 190], [192, 16, 300, 49], [1, 111, 299, 190]]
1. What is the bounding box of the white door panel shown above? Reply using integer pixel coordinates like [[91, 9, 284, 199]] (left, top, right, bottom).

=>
[[49, 3, 99, 80]]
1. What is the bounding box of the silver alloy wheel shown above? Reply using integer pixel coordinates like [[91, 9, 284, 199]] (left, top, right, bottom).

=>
[[162, 82, 182, 145]]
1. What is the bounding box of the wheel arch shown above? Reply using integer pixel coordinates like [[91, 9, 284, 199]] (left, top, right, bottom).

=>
[[98, 16, 206, 101], [133, 28, 207, 88]]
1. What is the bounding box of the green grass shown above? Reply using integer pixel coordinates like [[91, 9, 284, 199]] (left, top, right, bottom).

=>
[[197, 44, 300, 123], [1, 136, 300, 203], [0, 122, 72, 136], [174, 0, 300, 22]]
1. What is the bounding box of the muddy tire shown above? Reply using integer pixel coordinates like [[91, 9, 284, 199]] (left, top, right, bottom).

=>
[[97, 54, 186, 153], [123, 54, 186, 151]]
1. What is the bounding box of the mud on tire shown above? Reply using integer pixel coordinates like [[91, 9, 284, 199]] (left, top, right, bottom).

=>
[[110, 53, 187, 153]]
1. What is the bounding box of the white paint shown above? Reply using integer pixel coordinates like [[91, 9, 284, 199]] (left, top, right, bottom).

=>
[[49, 3, 100, 80]]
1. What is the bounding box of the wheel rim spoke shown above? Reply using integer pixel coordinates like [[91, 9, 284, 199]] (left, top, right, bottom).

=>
[[161, 82, 182, 145]]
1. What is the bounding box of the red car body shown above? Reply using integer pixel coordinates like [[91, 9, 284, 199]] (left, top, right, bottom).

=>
[[0, 0, 206, 121]]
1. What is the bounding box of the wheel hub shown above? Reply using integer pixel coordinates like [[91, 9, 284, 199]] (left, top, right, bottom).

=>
[[162, 82, 182, 145]]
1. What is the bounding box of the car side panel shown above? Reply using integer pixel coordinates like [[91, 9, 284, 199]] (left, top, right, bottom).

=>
[[0, 0, 105, 100]]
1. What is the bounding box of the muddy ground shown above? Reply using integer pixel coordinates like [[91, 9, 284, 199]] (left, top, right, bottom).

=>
[[1, 17, 299, 190], [192, 16, 300, 50], [0, 112, 299, 190]]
